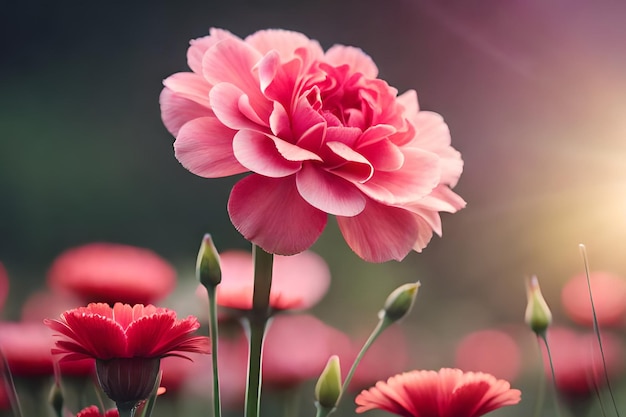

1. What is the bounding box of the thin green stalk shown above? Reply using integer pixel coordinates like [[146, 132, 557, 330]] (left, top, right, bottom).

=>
[[244, 245, 274, 417], [579, 244, 620, 417], [206, 285, 222, 417], [336, 316, 392, 407], [540, 334, 563, 417], [532, 350, 546, 417]]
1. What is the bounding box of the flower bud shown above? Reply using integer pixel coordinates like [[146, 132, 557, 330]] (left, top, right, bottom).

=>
[[381, 282, 420, 322], [315, 355, 342, 409], [525, 276, 552, 336], [196, 234, 221, 288], [48, 380, 64, 417]]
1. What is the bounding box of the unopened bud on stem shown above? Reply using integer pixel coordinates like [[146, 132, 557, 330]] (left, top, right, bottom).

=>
[[381, 282, 420, 322], [315, 355, 342, 410], [196, 234, 221, 288], [525, 275, 552, 336]]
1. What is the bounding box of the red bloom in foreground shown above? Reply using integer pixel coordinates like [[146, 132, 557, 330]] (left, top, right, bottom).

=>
[[561, 271, 626, 327], [200, 249, 330, 311], [47, 243, 176, 305], [45, 303, 210, 406], [161, 28, 465, 262], [76, 406, 119, 417], [355, 368, 521, 417]]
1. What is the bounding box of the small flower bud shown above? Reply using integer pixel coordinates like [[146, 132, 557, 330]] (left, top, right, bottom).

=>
[[315, 355, 342, 409], [525, 275, 552, 336], [48, 380, 64, 417], [196, 234, 221, 288], [382, 282, 421, 322]]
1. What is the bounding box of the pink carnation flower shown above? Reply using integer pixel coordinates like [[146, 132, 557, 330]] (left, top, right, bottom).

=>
[[161, 28, 465, 262], [355, 368, 521, 417]]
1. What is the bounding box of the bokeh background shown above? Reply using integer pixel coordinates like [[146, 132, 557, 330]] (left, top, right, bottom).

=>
[[2, 0, 626, 416]]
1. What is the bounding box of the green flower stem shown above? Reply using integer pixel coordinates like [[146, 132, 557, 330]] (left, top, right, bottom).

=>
[[244, 245, 274, 417], [539, 334, 563, 417], [336, 316, 393, 408], [206, 285, 222, 417]]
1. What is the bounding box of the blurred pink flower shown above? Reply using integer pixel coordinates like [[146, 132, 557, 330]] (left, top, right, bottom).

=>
[[161, 28, 465, 262], [0, 321, 93, 376], [454, 329, 521, 382], [20, 290, 83, 322], [0, 381, 9, 410], [198, 249, 330, 311], [0, 263, 8, 312], [47, 243, 176, 305], [346, 324, 409, 391], [561, 271, 626, 327], [262, 314, 350, 388], [542, 327, 624, 398], [355, 368, 521, 417]]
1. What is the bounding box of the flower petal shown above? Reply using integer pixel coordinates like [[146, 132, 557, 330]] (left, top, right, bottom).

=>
[[232, 130, 303, 177], [187, 28, 239, 74], [356, 148, 441, 205], [202, 38, 271, 119], [47, 313, 128, 359], [162, 72, 212, 108], [159, 88, 213, 137], [174, 117, 246, 178], [337, 200, 419, 262], [228, 175, 327, 255], [296, 164, 366, 216], [209, 82, 268, 130], [245, 29, 324, 64], [324, 45, 378, 79]]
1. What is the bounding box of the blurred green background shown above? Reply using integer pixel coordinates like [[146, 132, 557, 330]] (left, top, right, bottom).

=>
[[2, 0, 626, 416]]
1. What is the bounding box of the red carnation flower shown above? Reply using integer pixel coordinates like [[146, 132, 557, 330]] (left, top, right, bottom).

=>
[[47, 243, 176, 305], [45, 303, 210, 408], [355, 368, 521, 417], [76, 405, 119, 417]]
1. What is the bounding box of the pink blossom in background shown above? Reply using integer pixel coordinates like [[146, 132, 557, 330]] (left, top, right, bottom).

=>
[[173, 327, 249, 409], [0, 263, 8, 312], [198, 249, 330, 311], [47, 243, 176, 305], [161, 28, 465, 262], [454, 329, 521, 382], [346, 324, 409, 391], [262, 314, 350, 388], [355, 368, 521, 417], [542, 327, 624, 398], [561, 271, 626, 327], [0, 322, 93, 376], [20, 290, 83, 322]]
